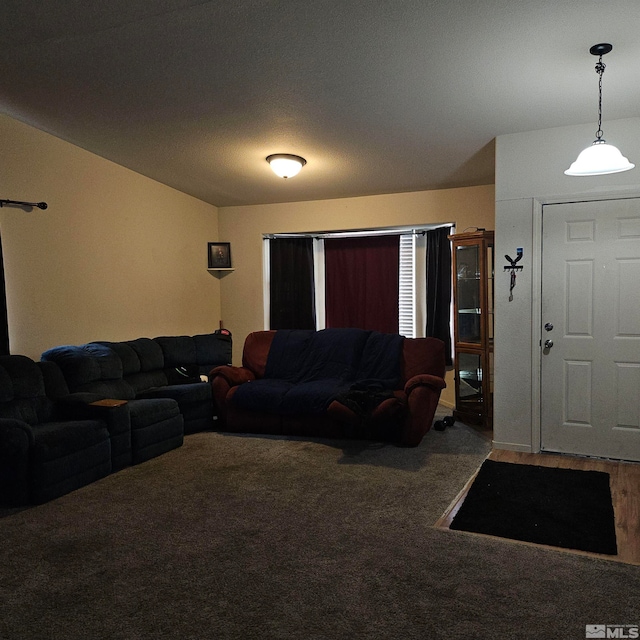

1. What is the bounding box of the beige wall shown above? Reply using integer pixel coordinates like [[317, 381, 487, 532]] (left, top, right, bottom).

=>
[[219, 184, 495, 407], [0, 115, 220, 359]]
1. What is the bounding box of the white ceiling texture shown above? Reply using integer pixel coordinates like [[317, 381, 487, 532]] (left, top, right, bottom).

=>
[[1, 0, 639, 206]]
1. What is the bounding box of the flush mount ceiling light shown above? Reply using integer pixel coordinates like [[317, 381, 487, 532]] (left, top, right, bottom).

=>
[[266, 154, 307, 179], [565, 43, 634, 176]]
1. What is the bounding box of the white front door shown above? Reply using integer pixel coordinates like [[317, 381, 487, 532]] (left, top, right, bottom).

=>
[[540, 198, 640, 462]]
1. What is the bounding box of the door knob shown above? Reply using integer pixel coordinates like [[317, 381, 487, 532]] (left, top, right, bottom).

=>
[[544, 339, 554, 349]]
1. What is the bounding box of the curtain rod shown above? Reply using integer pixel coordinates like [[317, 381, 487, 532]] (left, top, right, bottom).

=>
[[264, 223, 453, 240], [0, 199, 48, 210]]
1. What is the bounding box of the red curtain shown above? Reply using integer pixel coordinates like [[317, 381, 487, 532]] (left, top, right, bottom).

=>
[[324, 235, 399, 334]]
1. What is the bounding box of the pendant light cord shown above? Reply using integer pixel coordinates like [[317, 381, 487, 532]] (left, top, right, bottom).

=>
[[595, 56, 605, 141]]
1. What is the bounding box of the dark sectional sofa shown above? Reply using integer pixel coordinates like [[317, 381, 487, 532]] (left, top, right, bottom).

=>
[[42, 333, 232, 435], [0, 332, 231, 506]]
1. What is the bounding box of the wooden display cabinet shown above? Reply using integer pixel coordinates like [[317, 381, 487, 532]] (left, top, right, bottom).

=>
[[449, 230, 494, 429]]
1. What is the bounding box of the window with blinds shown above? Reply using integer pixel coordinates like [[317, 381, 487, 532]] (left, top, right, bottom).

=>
[[264, 224, 450, 340]]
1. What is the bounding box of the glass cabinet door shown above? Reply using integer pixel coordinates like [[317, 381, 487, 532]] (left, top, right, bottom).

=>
[[455, 244, 481, 344], [456, 351, 483, 414]]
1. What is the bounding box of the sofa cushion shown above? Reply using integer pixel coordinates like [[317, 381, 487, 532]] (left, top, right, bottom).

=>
[[30, 419, 111, 504], [96, 342, 141, 376], [125, 338, 164, 372], [194, 332, 232, 368], [264, 328, 370, 382], [0, 355, 53, 425], [129, 411, 183, 465], [94, 341, 166, 395], [79, 378, 137, 400], [31, 419, 109, 464], [41, 344, 136, 400], [83, 343, 123, 380], [138, 382, 211, 404], [232, 379, 295, 414], [127, 398, 180, 429], [355, 331, 404, 388], [0, 419, 32, 505], [233, 378, 350, 416], [402, 337, 446, 381], [155, 336, 197, 367], [0, 355, 44, 399], [328, 389, 406, 432], [126, 371, 169, 395], [275, 379, 351, 414], [137, 382, 211, 434], [41, 345, 98, 390], [37, 361, 70, 400]]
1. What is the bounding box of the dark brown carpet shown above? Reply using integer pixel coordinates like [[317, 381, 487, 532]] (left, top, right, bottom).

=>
[[1, 420, 639, 639]]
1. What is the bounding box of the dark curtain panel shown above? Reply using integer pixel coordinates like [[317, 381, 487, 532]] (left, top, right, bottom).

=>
[[325, 235, 400, 334], [0, 236, 8, 355], [269, 237, 316, 330], [425, 227, 452, 365]]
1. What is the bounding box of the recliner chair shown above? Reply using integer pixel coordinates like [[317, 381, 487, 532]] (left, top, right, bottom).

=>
[[0, 355, 113, 505]]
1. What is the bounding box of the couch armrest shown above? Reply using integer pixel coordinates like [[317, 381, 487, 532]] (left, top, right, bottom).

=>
[[56, 392, 119, 419], [401, 374, 446, 447], [0, 418, 34, 505], [0, 418, 34, 446], [209, 365, 255, 387], [209, 366, 255, 427], [404, 373, 447, 396]]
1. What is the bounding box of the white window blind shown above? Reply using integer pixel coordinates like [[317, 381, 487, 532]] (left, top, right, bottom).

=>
[[398, 234, 415, 338]]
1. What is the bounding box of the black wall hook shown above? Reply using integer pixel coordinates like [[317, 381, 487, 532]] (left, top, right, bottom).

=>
[[503, 250, 523, 271]]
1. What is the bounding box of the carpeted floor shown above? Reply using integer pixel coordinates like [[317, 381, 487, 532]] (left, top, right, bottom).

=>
[[1, 418, 639, 639]]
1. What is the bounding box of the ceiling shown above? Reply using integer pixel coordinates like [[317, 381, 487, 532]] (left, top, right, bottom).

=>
[[1, 0, 639, 207]]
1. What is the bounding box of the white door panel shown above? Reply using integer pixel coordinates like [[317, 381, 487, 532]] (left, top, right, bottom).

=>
[[541, 198, 640, 461]]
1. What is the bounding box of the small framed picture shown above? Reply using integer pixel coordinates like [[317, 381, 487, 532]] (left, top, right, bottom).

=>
[[208, 242, 232, 269]]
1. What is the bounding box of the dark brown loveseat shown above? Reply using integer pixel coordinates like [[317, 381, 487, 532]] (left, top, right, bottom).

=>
[[210, 329, 446, 447]]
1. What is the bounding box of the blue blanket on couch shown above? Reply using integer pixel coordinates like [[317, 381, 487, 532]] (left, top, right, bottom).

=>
[[232, 328, 403, 415]]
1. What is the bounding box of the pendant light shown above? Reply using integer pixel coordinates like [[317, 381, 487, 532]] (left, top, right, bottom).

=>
[[266, 154, 307, 178], [565, 43, 634, 176]]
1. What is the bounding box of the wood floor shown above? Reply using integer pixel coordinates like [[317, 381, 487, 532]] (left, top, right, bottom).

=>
[[435, 447, 640, 565]]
